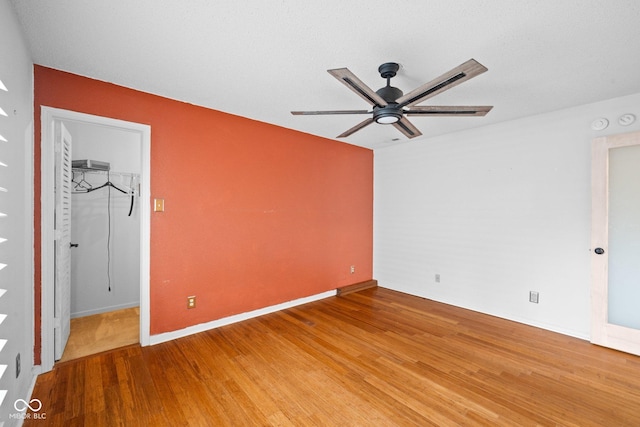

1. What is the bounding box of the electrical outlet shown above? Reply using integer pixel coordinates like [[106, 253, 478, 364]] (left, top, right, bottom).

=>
[[529, 291, 539, 304], [435, 274, 440, 283], [16, 353, 21, 378], [187, 296, 196, 309], [350, 265, 355, 274]]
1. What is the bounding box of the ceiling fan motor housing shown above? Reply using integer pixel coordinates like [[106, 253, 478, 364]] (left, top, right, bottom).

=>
[[376, 85, 403, 103]]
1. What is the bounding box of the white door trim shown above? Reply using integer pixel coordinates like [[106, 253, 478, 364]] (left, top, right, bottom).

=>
[[40, 107, 151, 372]]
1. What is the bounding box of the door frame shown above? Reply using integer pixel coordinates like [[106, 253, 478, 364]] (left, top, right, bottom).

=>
[[591, 130, 640, 356], [40, 106, 151, 372]]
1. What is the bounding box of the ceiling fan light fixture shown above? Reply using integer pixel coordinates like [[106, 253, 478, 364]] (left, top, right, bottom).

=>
[[376, 114, 400, 124], [373, 105, 402, 124]]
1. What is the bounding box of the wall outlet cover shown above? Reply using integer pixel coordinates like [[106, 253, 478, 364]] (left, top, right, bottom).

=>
[[529, 291, 539, 304], [187, 296, 196, 309]]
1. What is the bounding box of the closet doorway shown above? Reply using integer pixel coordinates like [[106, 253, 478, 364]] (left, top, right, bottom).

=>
[[64, 121, 140, 361], [40, 107, 151, 372]]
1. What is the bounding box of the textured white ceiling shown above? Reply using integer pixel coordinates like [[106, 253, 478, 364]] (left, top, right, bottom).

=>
[[10, 0, 640, 149]]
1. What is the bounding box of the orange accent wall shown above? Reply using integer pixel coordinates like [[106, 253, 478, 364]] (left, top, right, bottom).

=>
[[33, 66, 373, 354]]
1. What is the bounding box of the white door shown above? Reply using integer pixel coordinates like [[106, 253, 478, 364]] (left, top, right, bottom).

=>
[[54, 121, 72, 360], [591, 130, 640, 356]]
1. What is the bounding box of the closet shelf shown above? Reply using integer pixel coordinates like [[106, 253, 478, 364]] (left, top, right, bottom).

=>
[[71, 168, 139, 177]]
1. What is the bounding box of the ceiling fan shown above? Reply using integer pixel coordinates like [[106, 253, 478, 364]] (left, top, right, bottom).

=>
[[291, 59, 493, 139]]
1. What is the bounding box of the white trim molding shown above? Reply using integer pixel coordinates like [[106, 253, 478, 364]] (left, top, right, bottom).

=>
[[150, 290, 337, 345]]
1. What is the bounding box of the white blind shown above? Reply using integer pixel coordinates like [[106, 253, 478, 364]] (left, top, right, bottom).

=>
[[0, 77, 9, 408]]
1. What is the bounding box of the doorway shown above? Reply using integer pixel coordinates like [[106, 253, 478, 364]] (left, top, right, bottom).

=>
[[591, 130, 640, 356], [64, 120, 141, 361], [40, 107, 151, 372]]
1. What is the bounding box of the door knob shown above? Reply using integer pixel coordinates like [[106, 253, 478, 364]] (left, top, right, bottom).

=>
[[70, 243, 79, 248], [594, 247, 605, 255]]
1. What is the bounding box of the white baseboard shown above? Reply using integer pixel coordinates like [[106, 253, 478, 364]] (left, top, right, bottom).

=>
[[71, 301, 140, 318], [149, 290, 337, 346]]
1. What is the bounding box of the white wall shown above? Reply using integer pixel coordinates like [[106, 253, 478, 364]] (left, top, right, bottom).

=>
[[0, 0, 35, 424], [66, 122, 141, 317], [374, 92, 640, 339]]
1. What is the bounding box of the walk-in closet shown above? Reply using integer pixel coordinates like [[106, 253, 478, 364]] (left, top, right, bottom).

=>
[[60, 121, 141, 361]]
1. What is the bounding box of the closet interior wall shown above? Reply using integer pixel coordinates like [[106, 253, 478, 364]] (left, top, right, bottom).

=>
[[65, 121, 141, 318]]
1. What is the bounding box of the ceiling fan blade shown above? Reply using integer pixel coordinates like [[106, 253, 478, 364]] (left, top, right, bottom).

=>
[[291, 110, 370, 115], [392, 116, 423, 139], [396, 59, 488, 108], [328, 68, 388, 107], [337, 118, 375, 138], [405, 105, 493, 116]]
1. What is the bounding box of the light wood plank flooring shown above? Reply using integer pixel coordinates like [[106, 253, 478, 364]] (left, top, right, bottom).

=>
[[28, 288, 640, 426], [59, 307, 139, 362]]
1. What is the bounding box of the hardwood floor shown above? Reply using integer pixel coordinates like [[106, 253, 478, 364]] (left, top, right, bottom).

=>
[[59, 307, 139, 362], [26, 288, 640, 426]]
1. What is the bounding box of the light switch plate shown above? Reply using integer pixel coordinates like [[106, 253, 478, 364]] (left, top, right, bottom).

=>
[[154, 198, 164, 212]]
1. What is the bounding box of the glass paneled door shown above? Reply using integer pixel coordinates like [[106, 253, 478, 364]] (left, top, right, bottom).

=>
[[591, 131, 640, 356]]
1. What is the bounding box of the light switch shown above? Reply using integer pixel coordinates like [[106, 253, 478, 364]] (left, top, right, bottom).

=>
[[154, 198, 164, 212]]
